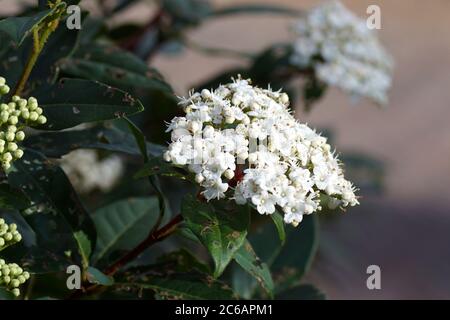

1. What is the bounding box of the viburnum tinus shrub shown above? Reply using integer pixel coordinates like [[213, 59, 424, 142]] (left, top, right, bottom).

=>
[[0, 0, 390, 300]]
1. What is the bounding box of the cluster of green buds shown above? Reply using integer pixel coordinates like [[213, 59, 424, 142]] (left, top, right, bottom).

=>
[[0, 218, 22, 248], [0, 76, 47, 171], [0, 77, 10, 96], [0, 260, 30, 297], [0, 219, 29, 297]]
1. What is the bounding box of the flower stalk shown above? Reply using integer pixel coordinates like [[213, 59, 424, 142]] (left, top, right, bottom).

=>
[[13, 1, 64, 96]]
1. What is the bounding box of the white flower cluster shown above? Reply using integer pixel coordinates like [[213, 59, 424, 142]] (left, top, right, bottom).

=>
[[0, 218, 30, 297], [164, 78, 358, 226], [60, 149, 124, 194], [0, 77, 47, 170], [290, 1, 393, 105]]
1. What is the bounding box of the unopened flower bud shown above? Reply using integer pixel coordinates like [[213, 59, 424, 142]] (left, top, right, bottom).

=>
[[224, 169, 234, 180], [5, 132, 15, 142], [201, 89, 211, 99], [225, 116, 235, 124], [29, 112, 38, 121], [13, 149, 24, 159], [7, 142, 18, 152], [37, 115, 47, 124], [15, 131, 25, 141], [248, 153, 257, 163], [195, 173, 204, 184]]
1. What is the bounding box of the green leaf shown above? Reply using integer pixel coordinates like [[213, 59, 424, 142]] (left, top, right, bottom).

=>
[[121, 116, 149, 162], [74, 231, 91, 269], [6, 150, 97, 272], [276, 284, 325, 300], [234, 240, 274, 298], [0, 183, 30, 210], [256, 215, 319, 294], [78, 17, 104, 45], [119, 273, 235, 300], [181, 195, 249, 277], [24, 125, 165, 158], [111, 0, 140, 14], [303, 76, 327, 111], [270, 211, 286, 245], [163, 0, 212, 25], [156, 249, 210, 274], [212, 4, 301, 17], [0, 288, 15, 300], [86, 267, 114, 286], [0, 3, 65, 45], [92, 197, 162, 264], [33, 78, 144, 130], [29, 14, 81, 85], [121, 116, 166, 235], [0, 11, 81, 94], [232, 215, 318, 298], [59, 43, 172, 93], [249, 43, 294, 84], [134, 157, 187, 180]]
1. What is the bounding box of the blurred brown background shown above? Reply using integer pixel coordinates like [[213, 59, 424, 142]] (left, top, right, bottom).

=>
[[3, 0, 450, 299]]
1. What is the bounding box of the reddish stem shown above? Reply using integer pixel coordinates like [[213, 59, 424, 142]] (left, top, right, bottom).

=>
[[104, 214, 183, 276]]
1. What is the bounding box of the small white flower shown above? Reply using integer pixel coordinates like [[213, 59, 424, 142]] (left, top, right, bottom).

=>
[[251, 191, 277, 215]]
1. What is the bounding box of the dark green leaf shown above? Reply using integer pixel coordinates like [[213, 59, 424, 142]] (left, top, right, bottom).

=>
[[262, 215, 319, 293], [249, 43, 294, 85], [92, 197, 162, 264], [7, 149, 96, 270], [303, 76, 327, 111], [29, 15, 81, 86], [121, 116, 149, 162], [119, 273, 235, 300], [86, 266, 114, 286], [134, 157, 187, 180], [0, 183, 31, 210], [270, 211, 286, 245], [24, 125, 165, 158], [78, 17, 104, 45], [235, 215, 319, 297], [212, 5, 301, 17], [33, 78, 144, 130], [0, 12, 81, 94], [0, 3, 65, 45], [181, 195, 249, 277], [276, 284, 325, 300], [163, 0, 212, 25], [0, 288, 15, 300], [74, 231, 91, 269], [156, 249, 210, 274], [111, 0, 140, 14], [234, 240, 274, 298], [121, 116, 166, 235], [59, 43, 172, 93], [0, 210, 72, 273]]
